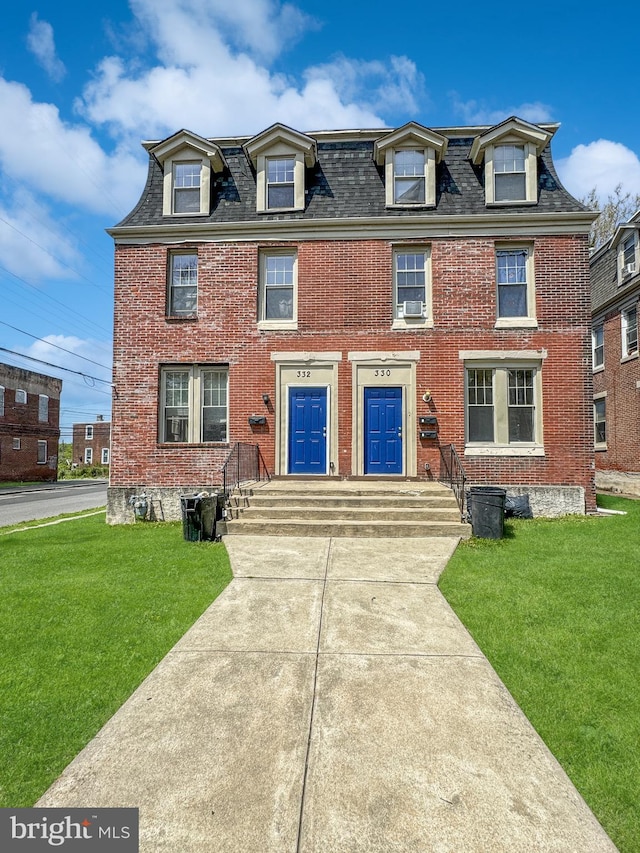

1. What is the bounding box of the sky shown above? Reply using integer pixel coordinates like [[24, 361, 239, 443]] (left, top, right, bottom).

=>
[[2, 0, 640, 443]]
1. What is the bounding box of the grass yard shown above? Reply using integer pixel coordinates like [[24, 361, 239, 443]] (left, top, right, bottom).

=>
[[439, 494, 640, 853], [0, 513, 232, 807]]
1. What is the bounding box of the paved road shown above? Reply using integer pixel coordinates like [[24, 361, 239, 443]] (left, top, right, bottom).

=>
[[0, 480, 108, 527]]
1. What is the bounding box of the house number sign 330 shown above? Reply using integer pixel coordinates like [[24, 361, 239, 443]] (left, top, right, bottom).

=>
[[374, 369, 392, 376], [296, 370, 311, 378]]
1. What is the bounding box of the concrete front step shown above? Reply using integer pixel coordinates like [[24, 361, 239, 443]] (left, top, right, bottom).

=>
[[237, 506, 462, 522], [224, 518, 470, 538], [248, 494, 458, 509]]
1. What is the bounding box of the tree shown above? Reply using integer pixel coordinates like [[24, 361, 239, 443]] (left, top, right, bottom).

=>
[[582, 184, 640, 251]]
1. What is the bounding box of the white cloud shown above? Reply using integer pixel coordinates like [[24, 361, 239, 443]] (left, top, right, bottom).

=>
[[26, 13, 66, 83], [0, 78, 145, 217], [78, 0, 419, 139], [26, 334, 112, 378], [0, 189, 83, 282], [450, 94, 554, 126], [556, 140, 640, 202]]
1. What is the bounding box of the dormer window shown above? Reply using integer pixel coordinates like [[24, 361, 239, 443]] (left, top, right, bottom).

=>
[[244, 124, 317, 214], [173, 162, 201, 213], [149, 130, 226, 217], [374, 123, 448, 209], [470, 117, 553, 207], [620, 232, 638, 282]]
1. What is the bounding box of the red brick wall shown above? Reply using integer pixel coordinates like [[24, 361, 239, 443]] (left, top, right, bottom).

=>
[[0, 386, 60, 482], [111, 234, 595, 509], [593, 305, 640, 471]]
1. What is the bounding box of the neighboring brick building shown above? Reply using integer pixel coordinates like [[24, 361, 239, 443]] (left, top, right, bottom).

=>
[[0, 363, 61, 482], [72, 418, 111, 467], [107, 117, 597, 522], [591, 209, 640, 484]]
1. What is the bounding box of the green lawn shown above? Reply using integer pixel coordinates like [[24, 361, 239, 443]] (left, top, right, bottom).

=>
[[439, 495, 640, 853], [0, 513, 232, 807]]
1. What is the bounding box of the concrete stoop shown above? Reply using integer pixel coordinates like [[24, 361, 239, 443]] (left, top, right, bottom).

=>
[[224, 480, 470, 538]]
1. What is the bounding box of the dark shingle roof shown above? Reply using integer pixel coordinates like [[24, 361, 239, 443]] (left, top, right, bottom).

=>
[[115, 133, 585, 229]]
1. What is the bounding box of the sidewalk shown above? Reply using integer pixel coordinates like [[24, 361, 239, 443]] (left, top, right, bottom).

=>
[[37, 536, 617, 852]]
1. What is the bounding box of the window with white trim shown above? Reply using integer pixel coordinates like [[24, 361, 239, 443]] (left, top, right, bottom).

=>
[[85, 425, 94, 440], [393, 248, 432, 326], [496, 246, 536, 325], [173, 161, 201, 213], [594, 397, 606, 448], [101, 448, 110, 465], [493, 145, 526, 202], [465, 362, 543, 454], [160, 366, 228, 443], [168, 252, 198, 316], [619, 232, 638, 282], [38, 394, 49, 423], [622, 305, 638, 358], [592, 325, 604, 369], [84, 447, 93, 464], [13, 437, 21, 450], [259, 251, 297, 328], [37, 440, 47, 464], [267, 158, 295, 209], [394, 150, 426, 204], [15, 389, 26, 404], [0, 386, 4, 417]]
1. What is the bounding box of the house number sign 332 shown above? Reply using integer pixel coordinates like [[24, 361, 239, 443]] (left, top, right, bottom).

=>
[[296, 370, 311, 378]]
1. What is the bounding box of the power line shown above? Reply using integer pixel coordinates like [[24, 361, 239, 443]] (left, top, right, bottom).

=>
[[0, 321, 111, 370], [0, 347, 112, 385]]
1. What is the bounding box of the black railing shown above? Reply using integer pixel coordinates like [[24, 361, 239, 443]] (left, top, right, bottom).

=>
[[439, 443, 467, 520], [222, 442, 270, 497]]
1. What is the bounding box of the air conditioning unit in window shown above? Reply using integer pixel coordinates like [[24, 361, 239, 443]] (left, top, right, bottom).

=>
[[402, 300, 424, 318], [625, 262, 636, 276]]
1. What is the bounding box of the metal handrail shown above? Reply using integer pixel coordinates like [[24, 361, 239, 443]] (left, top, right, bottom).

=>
[[439, 443, 466, 519], [222, 442, 270, 497]]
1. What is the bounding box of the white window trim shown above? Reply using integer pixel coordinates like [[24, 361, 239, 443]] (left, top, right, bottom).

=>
[[167, 251, 198, 317], [159, 365, 229, 444], [621, 304, 638, 361], [494, 243, 537, 328], [391, 246, 433, 330], [101, 448, 110, 465], [13, 437, 21, 450], [592, 324, 605, 371], [38, 394, 49, 423], [256, 149, 305, 213], [85, 425, 94, 440], [593, 392, 607, 451], [15, 389, 27, 404], [385, 147, 436, 208], [162, 155, 211, 217], [0, 385, 4, 417], [37, 440, 47, 464], [257, 249, 298, 330], [618, 231, 639, 285], [484, 140, 538, 206], [462, 354, 545, 456], [84, 447, 93, 464]]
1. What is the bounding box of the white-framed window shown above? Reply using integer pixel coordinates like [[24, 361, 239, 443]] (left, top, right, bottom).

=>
[[245, 126, 316, 214], [393, 149, 426, 204], [168, 252, 198, 316], [393, 247, 432, 327], [85, 425, 94, 440], [619, 232, 638, 283], [0, 385, 4, 417], [84, 447, 93, 464], [152, 132, 224, 218], [464, 358, 544, 455], [13, 437, 21, 450], [495, 246, 536, 327], [266, 157, 295, 209], [258, 250, 297, 328], [101, 448, 110, 465], [37, 440, 47, 464], [622, 305, 638, 358], [493, 144, 526, 202], [38, 394, 49, 423], [15, 389, 27, 404], [592, 325, 604, 370], [173, 161, 201, 214], [594, 396, 606, 449], [160, 365, 228, 444]]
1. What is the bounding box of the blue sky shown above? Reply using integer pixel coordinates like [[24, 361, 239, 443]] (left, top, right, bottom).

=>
[[2, 0, 640, 441]]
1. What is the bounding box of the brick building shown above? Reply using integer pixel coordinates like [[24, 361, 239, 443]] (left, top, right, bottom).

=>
[[72, 418, 111, 466], [591, 209, 640, 482], [107, 117, 596, 522], [0, 363, 61, 482]]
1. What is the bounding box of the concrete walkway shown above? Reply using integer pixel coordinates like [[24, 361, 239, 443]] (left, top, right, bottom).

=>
[[38, 536, 617, 852]]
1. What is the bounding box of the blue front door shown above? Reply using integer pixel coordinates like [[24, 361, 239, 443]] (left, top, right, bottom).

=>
[[288, 387, 328, 474], [364, 387, 403, 475]]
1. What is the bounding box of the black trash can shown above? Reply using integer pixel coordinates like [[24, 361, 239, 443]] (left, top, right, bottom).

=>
[[469, 486, 507, 539], [180, 494, 221, 541]]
